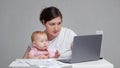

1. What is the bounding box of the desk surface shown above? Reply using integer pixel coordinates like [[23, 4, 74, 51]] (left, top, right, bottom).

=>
[[72, 58, 114, 68], [9, 58, 113, 68]]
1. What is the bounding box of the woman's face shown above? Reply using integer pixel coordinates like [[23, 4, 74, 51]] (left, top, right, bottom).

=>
[[44, 17, 62, 38]]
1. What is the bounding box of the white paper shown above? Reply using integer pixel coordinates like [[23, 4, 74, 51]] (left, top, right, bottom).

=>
[[9, 59, 71, 68]]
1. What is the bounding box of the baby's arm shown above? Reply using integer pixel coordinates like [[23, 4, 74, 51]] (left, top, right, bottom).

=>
[[28, 54, 49, 59], [28, 54, 40, 59], [38, 55, 49, 59]]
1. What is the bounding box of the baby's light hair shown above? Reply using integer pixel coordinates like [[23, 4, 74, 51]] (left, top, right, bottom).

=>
[[31, 31, 46, 42]]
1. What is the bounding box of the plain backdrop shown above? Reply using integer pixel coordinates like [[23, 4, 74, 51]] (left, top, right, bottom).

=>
[[0, 0, 120, 68]]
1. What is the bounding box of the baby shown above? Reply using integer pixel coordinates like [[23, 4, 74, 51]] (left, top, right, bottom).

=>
[[28, 31, 59, 59]]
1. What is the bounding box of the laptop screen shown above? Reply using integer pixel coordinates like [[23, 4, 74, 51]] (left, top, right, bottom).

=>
[[71, 34, 102, 63]]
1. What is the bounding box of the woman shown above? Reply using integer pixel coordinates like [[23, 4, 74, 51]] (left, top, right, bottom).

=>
[[23, 6, 76, 59]]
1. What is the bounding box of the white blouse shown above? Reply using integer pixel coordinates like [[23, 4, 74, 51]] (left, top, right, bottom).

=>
[[48, 27, 77, 59]]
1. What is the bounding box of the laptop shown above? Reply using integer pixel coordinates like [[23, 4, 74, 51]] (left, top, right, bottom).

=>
[[71, 34, 102, 63]]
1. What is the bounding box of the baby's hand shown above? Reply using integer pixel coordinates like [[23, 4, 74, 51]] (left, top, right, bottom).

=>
[[38, 55, 49, 59], [54, 50, 60, 58]]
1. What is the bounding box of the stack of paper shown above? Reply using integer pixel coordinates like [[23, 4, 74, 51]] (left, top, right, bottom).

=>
[[9, 59, 72, 68]]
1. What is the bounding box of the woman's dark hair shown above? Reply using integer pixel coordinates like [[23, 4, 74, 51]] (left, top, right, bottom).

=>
[[40, 6, 62, 24]]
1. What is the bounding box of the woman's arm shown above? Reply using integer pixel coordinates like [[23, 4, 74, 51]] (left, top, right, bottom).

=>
[[22, 46, 31, 59], [60, 43, 73, 59]]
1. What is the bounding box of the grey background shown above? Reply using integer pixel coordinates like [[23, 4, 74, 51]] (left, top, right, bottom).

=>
[[0, 0, 120, 68]]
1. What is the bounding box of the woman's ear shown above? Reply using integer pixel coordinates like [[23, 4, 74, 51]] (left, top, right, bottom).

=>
[[42, 20, 45, 25]]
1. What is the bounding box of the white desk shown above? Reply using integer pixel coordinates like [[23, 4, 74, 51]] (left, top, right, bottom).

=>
[[9, 59, 113, 68], [72, 58, 113, 68]]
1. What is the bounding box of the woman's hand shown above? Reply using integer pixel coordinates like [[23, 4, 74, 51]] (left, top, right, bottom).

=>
[[54, 50, 60, 58]]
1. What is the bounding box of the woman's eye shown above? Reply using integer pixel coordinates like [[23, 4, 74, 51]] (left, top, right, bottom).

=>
[[49, 23, 55, 26], [58, 22, 61, 25], [51, 23, 54, 26]]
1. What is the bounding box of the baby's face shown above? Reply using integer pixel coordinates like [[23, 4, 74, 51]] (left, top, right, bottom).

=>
[[33, 34, 48, 50]]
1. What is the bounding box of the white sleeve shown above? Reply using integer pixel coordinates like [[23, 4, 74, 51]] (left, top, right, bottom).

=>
[[58, 28, 77, 59]]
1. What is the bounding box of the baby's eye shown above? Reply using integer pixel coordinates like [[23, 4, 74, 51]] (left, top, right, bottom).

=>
[[45, 39, 48, 41], [39, 40, 44, 42]]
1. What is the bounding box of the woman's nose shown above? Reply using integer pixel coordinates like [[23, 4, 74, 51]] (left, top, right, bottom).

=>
[[54, 25, 58, 30]]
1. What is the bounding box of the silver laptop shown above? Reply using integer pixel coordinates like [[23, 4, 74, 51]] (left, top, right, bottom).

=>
[[71, 34, 102, 63]]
